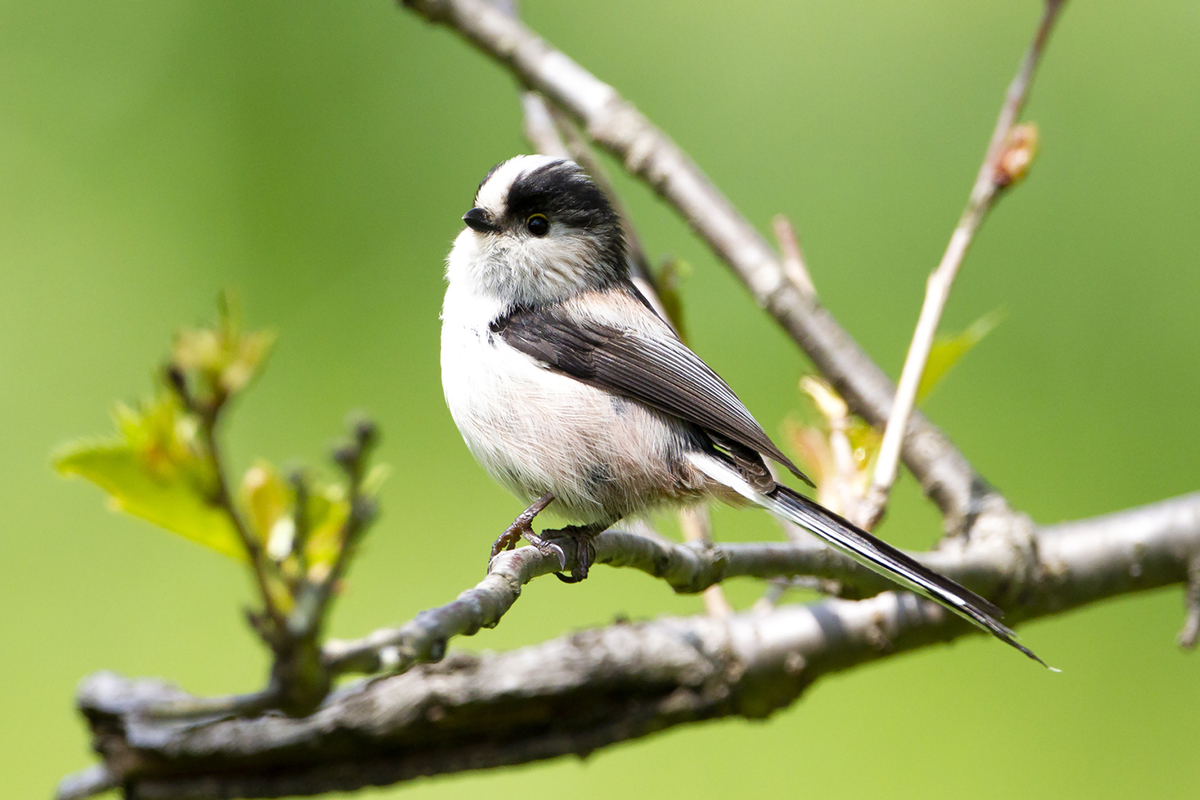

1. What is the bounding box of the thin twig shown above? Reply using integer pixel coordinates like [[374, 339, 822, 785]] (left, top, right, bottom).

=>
[[521, 90, 570, 159], [205, 426, 280, 624], [544, 104, 656, 286], [678, 507, 734, 617], [167, 366, 287, 635], [290, 420, 379, 639], [522, 87, 672, 322], [861, 0, 1066, 530], [772, 213, 815, 299]]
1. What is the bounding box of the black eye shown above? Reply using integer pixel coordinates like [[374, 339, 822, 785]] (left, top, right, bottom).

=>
[[526, 214, 550, 236]]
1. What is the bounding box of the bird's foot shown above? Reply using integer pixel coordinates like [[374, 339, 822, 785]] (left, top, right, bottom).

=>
[[522, 531, 568, 572], [490, 518, 530, 561], [489, 524, 567, 574], [489, 520, 566, 570], [489, 493, 556, 567], [544, 524, 603, 583]]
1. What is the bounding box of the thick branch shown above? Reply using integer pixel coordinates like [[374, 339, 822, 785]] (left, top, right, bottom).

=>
[[402, 0, 989, 527], [322, 514, 1050, 679], [62, 492, 1200, 800]]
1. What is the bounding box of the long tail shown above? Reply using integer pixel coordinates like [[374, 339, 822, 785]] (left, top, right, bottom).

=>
[[689, 454, 1051, 667]]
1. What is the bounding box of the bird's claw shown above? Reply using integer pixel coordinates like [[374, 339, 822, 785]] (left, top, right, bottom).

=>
[[545, 525, 600, 583], [524, 534, 567, 570], [488, 517, 599, 583], [490, 519, 532, 561], [488, 520, 566, 572]]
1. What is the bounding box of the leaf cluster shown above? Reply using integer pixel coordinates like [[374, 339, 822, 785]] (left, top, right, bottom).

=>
[[55, 297, 386, 715]]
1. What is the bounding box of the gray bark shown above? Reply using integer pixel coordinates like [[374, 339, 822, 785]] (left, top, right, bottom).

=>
[[61, 493, 1200, 799]]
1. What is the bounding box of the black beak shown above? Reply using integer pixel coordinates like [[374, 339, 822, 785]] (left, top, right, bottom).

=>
[[462, 207, 500, 234]]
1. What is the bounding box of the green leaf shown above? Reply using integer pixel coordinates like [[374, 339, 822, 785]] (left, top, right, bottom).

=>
[[55, 441, 244, 560], [360, 463, 391, 498], [240, 461, 291, 555], [172, 292, 276, 401], [653, 257, 691, 343], [301, 486, 351, 571], [53, 396, 245, 560], [918, 310, 1003, 401]]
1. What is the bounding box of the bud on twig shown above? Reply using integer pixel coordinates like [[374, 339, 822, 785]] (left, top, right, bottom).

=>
[[994, 123, 1039, 189]]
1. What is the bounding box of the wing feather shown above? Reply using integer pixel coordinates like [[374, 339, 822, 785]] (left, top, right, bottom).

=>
[[491, 297, 812, 485]]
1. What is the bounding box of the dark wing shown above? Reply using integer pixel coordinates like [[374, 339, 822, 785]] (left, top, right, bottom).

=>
[[492, 301, 812, 486]]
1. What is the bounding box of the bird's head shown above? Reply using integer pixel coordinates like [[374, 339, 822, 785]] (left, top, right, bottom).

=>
[[447, 155, 626, 306]]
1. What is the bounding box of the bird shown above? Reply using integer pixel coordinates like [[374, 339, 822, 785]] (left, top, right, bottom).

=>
[[440, 154, 1046, 666]]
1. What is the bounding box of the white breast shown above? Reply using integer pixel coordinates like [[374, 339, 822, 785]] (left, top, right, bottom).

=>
[[440, 283, 702, 524]]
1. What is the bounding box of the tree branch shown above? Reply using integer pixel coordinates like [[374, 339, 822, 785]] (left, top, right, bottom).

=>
[[863, 0, 1065, 528], [401, 0, 988, 527], [319, 526, 891, 678], [60, 492, 1200, 800]]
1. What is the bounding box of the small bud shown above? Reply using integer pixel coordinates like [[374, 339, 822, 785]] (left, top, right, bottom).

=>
[[352, 417, 378, 450], [266, 517, 297, 562], [164, 364, 188, 400], [800, 376, 848, 423], [994, 123, 1039, 189], [332, 443, 358, 471], [288, 467, 308, 494]]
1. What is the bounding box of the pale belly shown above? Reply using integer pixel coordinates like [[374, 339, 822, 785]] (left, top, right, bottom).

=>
[[440, 316, 704, 524]]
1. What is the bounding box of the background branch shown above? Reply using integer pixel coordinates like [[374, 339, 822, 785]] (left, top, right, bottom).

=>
[[862, 0, 1064, 528], [60, 491, 1200, 800]]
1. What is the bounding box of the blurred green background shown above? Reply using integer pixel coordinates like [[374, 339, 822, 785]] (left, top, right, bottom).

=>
[[3, 0, 1198, 797]]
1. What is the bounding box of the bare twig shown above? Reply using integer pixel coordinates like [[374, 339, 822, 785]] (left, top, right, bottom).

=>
[[59, 492, 1200, 800], [678, 507, 734, 617], [401, 0, 990, 528], [289, 419, 379, 639], [772, 213, 815, 299], [520, 90, 570, 158], [544, 105, 656, 284], [861, 1, 1065, 529], [524, 88, 673, 320], [166, 365, 287, 636]]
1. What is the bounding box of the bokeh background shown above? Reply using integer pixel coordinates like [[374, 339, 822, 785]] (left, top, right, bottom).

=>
[[3, 1, 1199, 797]]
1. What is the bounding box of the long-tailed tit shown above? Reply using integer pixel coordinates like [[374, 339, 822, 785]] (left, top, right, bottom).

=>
[[441, 155, 1045, 665]]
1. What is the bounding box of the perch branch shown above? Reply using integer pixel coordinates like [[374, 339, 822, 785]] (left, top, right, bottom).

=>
[[60, 491, 1200, 800], [862, 0, 1066, 529], [322, 526, 908, 677], [401, 0, 988, 527], [678, 507, 734, 617]]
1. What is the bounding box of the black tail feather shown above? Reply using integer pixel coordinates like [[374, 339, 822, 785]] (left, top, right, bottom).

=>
[[768, 486, 1051, 669]]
